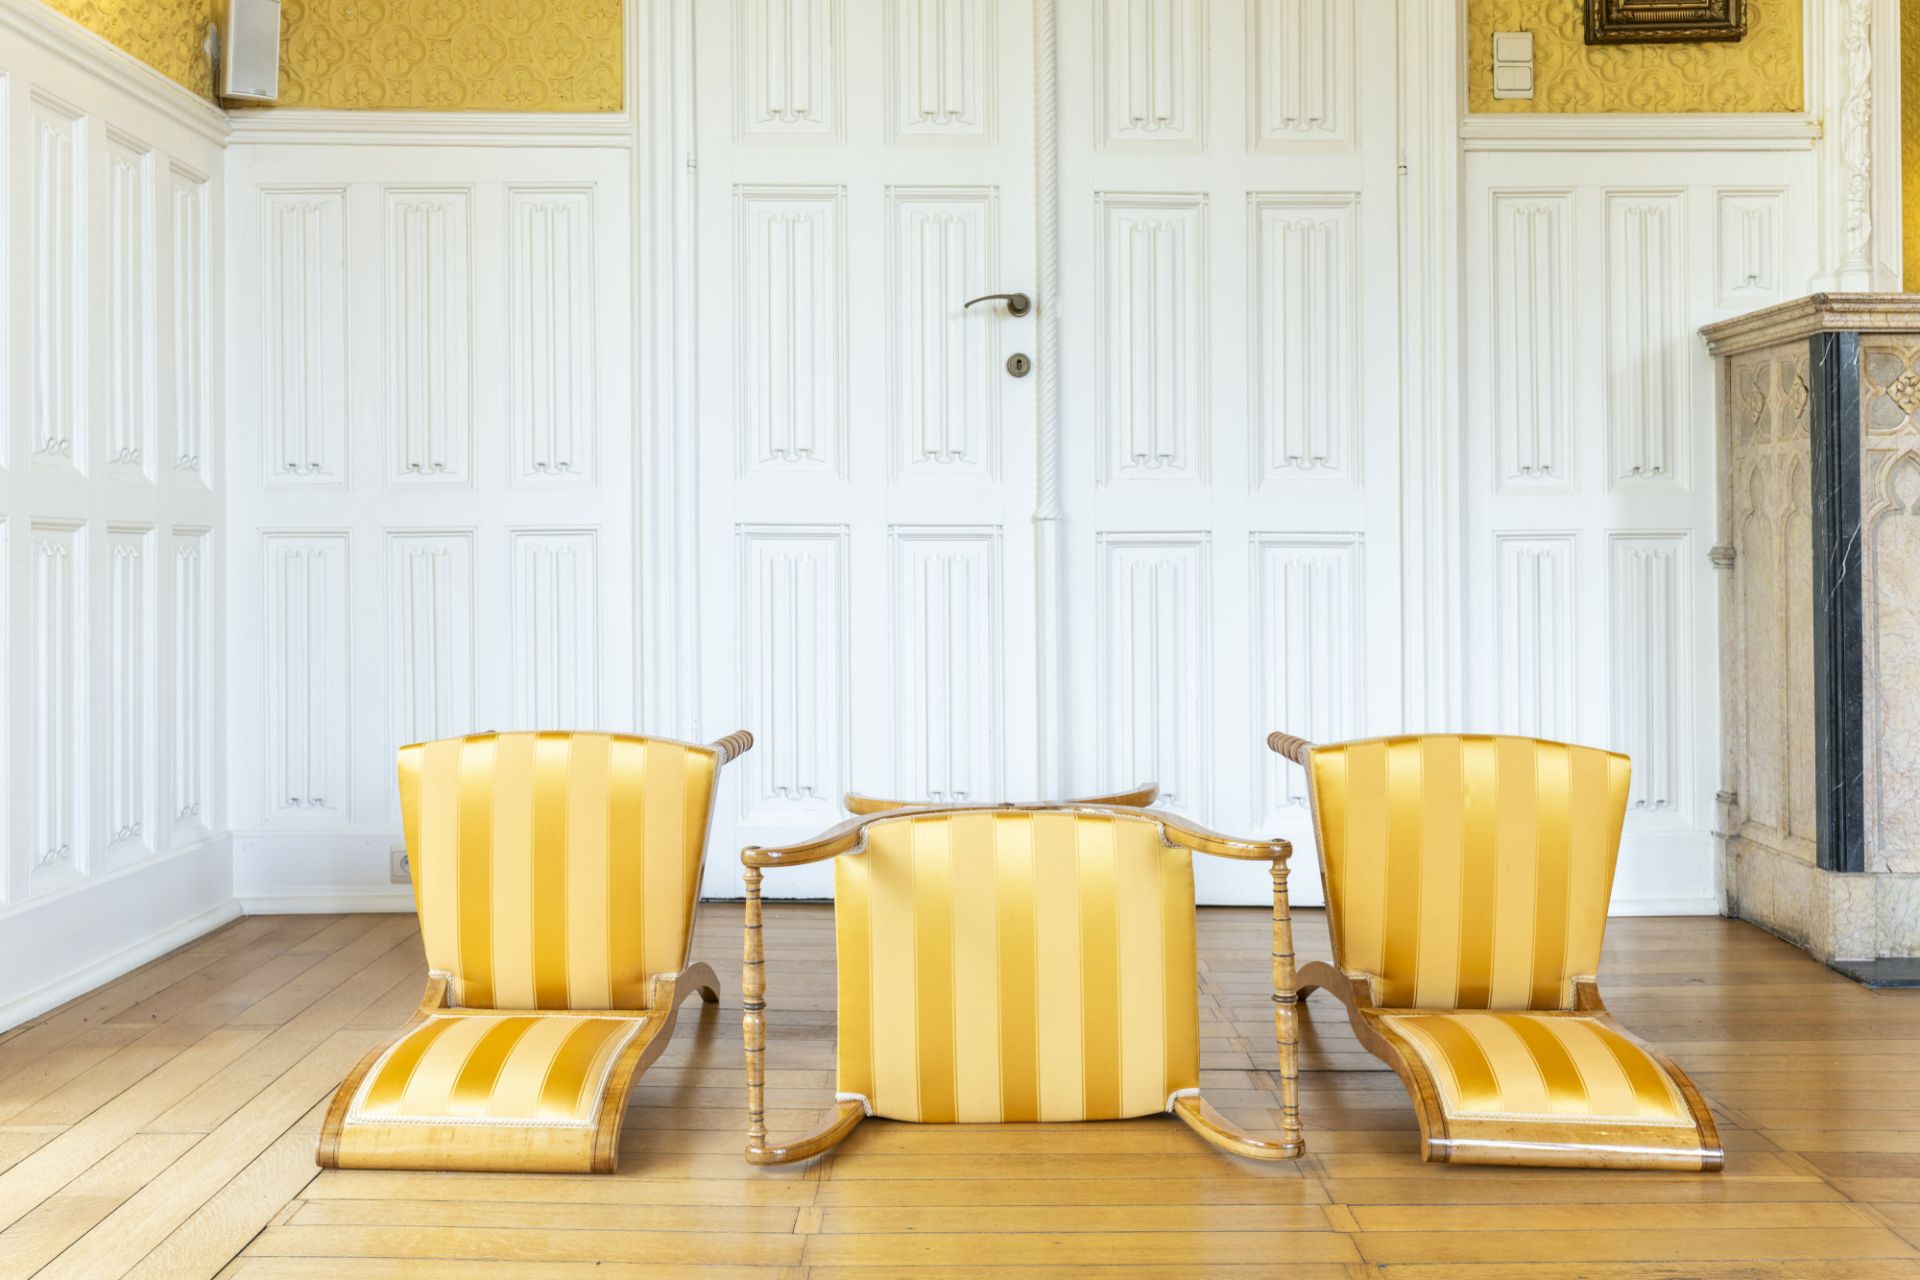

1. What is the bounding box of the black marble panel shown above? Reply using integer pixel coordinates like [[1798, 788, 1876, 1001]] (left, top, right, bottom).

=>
[[1808, 332, 1865, 875]]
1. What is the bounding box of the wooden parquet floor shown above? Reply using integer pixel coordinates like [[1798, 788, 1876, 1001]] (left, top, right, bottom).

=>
[[2, 905, 1919, 1278]]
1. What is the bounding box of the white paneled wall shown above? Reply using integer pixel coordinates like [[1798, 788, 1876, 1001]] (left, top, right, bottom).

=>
[[0, 5, 231, 1026], [1463, 135, 1818, 911], [223, 142, 632, 908]]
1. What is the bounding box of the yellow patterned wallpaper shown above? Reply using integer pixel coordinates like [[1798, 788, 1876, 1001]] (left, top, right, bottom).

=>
[[41, 0, 216, 99], [1905, 0, 1920, 287], [267, 0, 623, 111], [1468, 0, 1803, 113]]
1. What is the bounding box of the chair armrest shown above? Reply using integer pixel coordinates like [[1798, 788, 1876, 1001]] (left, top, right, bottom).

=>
[[1266, 731, 1314, 766], [1150, 808, 1292, 863], [709, 729, 755, 766]]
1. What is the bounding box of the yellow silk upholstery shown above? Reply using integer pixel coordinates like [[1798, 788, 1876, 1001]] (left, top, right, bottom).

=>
[[398, 732, 721, 1010], [1377, 1012, 1691, 1126], [352, 1012, 646, 1127], [1306, 734, 1631, 1011], [833, 809, 1201, 1123]]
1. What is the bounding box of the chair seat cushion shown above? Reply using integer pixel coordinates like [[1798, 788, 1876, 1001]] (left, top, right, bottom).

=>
[[349, 1012, 649, 1129], [1376, 1011, 1692, 1127]]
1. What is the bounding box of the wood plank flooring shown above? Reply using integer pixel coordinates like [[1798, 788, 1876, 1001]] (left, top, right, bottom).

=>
[[2, 905, 1918, 1278]]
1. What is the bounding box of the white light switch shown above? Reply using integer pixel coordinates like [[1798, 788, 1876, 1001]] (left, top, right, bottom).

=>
[[1492, 31, 1534, 100]]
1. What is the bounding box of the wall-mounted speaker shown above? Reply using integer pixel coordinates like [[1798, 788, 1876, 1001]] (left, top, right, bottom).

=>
[[218, 0, 281, 102]]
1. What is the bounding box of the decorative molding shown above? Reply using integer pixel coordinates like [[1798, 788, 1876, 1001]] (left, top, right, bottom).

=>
[[263, 533, 350, 822], [387, 532, 476, 765], [736, 525, 849, 822], [1096, 0, 1204, 149], [29, 94, 82, 470], [1714, 187, 1785, 308], [1610, 532, 1690, 818], [1495, 533, 1576, 740], [1250, 194, 1358, 483], [384, 189, 473, 485], [225, 111, 632, 148], [510, 529, 601, 729], [172, 527, 211, 836], [1098, 193, 1208, 483], [29, 523, 86, 886], [735, 186, 846, 476], [1252, 534, 1361, 822], [888, 0, 993, 141], [0, 1, 229, 147], [168, 165, 211, 482], [737, 0, 843, 139], [1835, 0, 1874, 283], [1459, 113, 1820, 152], [889, 526, 1004, 805], [1492, 192, 1573, 489], [1604, 191, 1686, 487], [1398, 0, 1464, 730], [105, 527, 155, 857], [509, 188, 597, 484], [103, 131, 153, 479], [1249, 0, 1350, 146], [262, 189, 348, 484], [1097, 533, 1212, 818], [889, 187, 999, 476], [1034, 0, 1066, 790]]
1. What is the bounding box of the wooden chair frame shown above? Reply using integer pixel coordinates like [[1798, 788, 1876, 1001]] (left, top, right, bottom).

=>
[[842, 783, 1158, 815], [317, 729, 753, 1175], [740, 803, 1304, 1165], [1268, 731, 1724, 1171]]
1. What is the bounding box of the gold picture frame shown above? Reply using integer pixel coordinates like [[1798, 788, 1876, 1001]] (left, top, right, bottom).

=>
[[1585, 0, 1747, 43]]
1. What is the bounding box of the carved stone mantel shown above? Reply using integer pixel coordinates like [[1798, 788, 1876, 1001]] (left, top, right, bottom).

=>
[[1704, 295, 1920, 982]]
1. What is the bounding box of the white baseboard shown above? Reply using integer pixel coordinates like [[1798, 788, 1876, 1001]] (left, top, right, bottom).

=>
[[0, 837, 240, 1030], [239, 888, 415, 913]]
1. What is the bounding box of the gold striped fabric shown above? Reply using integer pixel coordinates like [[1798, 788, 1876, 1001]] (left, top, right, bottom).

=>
[[350, 1013, 643, 1126], [1306, 734, 1632, 1011], [398, 732, 720, 1010], [835, 810, 1201, 1123], [1380, 1011, 1691, 1126]]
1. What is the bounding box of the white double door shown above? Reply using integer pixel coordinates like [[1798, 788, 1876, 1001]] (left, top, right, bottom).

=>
[[695, 0, 1404, 901]]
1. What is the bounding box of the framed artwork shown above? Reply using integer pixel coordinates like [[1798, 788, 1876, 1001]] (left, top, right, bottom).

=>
[[1585, 0, 1747, 43]]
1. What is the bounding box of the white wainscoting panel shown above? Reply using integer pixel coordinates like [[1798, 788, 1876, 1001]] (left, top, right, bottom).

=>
[[1251, 195, 1357, 483], [224, 141, 632, 907], [385, 188, 472, 486], [1249, 0, 1352, 147], [1096, 0, 1204, 149], [1099, 194, 1207, 483], [261, 188, 348, 485], [0, 16, 229, 1026], [1252, 533, 1362, 825], [736, 524, 849, 826], [889, 525, 1004, 805], [1097, 532, 1212, 818], [735, 186, 846, 476], [1465, 145, 1817, 912], [890, 187, 999, 476]]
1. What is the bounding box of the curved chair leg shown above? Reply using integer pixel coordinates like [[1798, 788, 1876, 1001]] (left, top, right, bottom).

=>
[[1296, 959, 1346, 1004], [1172, 1094, 1305, 1160], [677, 960, 723, 1005], [745, 1098, 866, 1166]]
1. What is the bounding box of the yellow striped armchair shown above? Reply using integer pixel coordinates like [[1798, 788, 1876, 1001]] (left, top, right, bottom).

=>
[[739, 803, 1304, 1164], [1270, 731, 1723, 1171], [317, 729, 752, 1174]]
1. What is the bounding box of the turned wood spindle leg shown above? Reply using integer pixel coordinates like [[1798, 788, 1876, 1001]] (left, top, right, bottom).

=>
[[743, 866, 768, 1154], [1271, 858, 1303, 1151]]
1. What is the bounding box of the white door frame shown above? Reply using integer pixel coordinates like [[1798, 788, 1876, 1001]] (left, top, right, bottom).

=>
[[631, 0, 1467, 790]]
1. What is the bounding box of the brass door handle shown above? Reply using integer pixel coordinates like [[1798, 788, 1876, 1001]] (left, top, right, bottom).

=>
[[964, 292, 1032, 317]]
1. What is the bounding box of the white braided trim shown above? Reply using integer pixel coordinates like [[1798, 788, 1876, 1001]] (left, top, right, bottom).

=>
[[1165, 1087, 1200, 1113], [836, 1091, 875, 1117]]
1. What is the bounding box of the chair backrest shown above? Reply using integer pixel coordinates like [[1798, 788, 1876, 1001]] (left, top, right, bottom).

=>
[[833, 807, 1201, 1123], [1303, 734, 1631, 1011], [398, 731, 722, 1010]]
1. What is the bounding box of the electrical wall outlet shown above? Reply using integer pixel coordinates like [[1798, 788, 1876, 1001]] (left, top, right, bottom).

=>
[[390, 844, 411, 884]]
